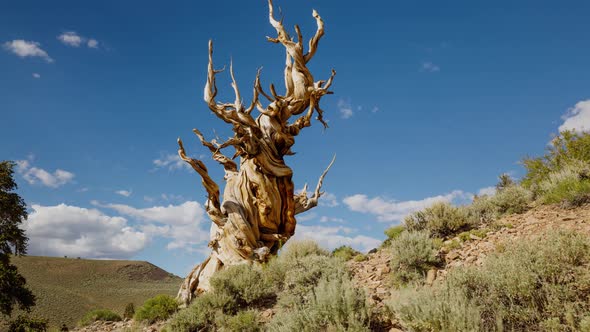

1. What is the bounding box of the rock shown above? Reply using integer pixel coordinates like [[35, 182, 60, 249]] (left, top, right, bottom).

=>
[[368, 248, 378, 254], [425, 268, 437, 285], [446, 251, 460, 261]]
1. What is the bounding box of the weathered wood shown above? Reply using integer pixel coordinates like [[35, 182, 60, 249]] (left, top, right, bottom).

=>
[[177, 0, 335, 306]]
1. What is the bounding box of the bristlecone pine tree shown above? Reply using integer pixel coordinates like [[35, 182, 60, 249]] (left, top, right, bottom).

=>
[[176, 0, 336, 305]]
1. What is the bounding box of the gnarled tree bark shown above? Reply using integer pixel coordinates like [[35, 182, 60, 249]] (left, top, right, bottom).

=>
[[177, 0, 335, 306]]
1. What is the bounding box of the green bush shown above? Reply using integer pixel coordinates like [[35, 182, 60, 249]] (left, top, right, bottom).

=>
[[390, 231, 590, 331], [522, 130, 590, 190], [404, 202, 473, 238], [382, 225, 405, 247], [495, 173, 515, 191], [166, 292, 234, 332], [209, 264, 273, 312], [269, 277, 371, 332], [384, 225, 405, 240], [468, 185, 532, 225], [390, 231, 441, 285], [279, 240, 329, 262], [134, 294, 179, 323], [332, 245, 361, 261], [78, 309, 121, 327], [216, 310, 261, 332], [123, 302, 135, 319], [353, 254, 368, 262], [538, 162, 590, 206], [490, 184, 532, 215], [8, 315, 48, 332], [274, 254, 348, 309]]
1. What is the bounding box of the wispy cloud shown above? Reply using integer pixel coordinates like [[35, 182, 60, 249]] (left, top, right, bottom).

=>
[[3, 40, 53, 62], [343, 190, 471, 222], [16, 158, 75, 188], [57, 31, 99, 49], [87, 39, 99, 48], [319, 192, 339, 207], [421, 61, 440, 73], [337, 99, 354, 119], [32, 73, 41, 79], [477, 186, 496, 197], [153, 154, 190, 171], [115, 189, 132, 197], [559, 100, 590, 133]]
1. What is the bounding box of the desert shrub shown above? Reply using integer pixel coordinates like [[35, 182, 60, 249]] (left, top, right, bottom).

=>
[[495, 173, 514, 191], [382, 225, 405, 247], [123, 302, 135, 319], [216, 310, 261, 332], [522, 130, 590, 190], [468, 185, 532, 225], [404, 202, 473, 238], [538, 162, 590, 206], [8, 315, 48, 332], [134, 294, 178, 323], [390, 230, 590, 331], [273, 254, 348, 309], [353, 254, 368, 262], [209, 263, 273, 312], [166, 292, 234, 332], [269, 277, 371, 332], [78, 309, 121, 326], [390, 231, 441, 285], [490, 184, 532, 214], [389, 285, 482, 332], [279, 240, 329, 262], [332, 245, 361, 261]]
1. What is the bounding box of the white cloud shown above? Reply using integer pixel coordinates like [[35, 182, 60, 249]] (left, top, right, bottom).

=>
[[96, 201, 210, 251], [32, 73, 40, 78], [319, 216, 346, 223], [337, 99, 353, 119], [57, 31, 83, 47], [3, 40, 53, 62], [115, 189, 132, 197], [343, 190, 470, 222], [16, 159, 75, 188], [421, 61, 440, 73], [293, 225, 381, 252], [153, 154, 190, 171], [161, 193, 185, 202], [57, 31, 99, 49], [296, 212, 317, 222], [559, 100, 590, 133], [371, 106, 379, 113], [319, 192, 339, 207], [24, 204, 148, 259], [87, 39, 99, 48], [477, 186, 496, 196]]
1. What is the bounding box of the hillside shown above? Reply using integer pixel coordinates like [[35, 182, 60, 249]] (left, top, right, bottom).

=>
[[4, 256, 182, 329], [348, 203, 590, 330]]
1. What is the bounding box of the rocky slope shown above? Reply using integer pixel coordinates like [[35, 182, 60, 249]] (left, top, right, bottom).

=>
[[347, 203, 590, 331]]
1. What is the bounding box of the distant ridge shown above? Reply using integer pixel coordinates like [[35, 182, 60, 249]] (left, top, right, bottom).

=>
[[6, 256, 182, 329]]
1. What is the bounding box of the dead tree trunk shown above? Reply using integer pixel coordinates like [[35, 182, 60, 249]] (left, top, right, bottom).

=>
[[176, 0, 335, 306]]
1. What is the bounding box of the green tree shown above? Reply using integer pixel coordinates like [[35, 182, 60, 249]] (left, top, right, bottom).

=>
[[0, 160, 35, 317]]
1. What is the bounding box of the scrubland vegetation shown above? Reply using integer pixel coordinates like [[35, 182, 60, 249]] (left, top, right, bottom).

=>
[[165, 240, 371, 332]]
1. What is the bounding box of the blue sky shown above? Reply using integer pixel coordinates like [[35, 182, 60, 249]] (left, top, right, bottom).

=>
[[2, 0, 590, 276]]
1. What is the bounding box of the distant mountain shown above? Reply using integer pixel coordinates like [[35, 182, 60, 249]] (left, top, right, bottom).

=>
[[4, 256, 182, 329]]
